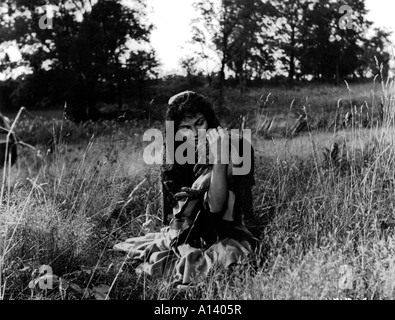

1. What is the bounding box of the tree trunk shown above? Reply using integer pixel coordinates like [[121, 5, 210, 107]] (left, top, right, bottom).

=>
[[219, 59, 226, 109], [289, 25, 296, 89], [117, 80, 123, 111], [138, 77, 145, 109]]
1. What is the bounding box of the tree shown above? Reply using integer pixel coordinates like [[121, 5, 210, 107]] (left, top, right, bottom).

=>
[[125, 50, 159, 107], [0, 0, 157, 120], [271, 0, 311, 88], [358, 27, 393, 80], [224, 0, 276, 92], [298, 0, 372, 83], [192, 0, 275, 105], [180, 56, 200, 78]]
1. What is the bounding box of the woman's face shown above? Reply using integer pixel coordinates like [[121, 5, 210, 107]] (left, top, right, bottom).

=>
[[177, 113, 209, 139]]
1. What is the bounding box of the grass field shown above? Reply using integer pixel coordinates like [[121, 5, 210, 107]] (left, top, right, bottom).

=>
[[1, 79, 395, 300]]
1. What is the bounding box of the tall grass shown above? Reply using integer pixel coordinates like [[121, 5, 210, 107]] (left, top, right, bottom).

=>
[[246, 75, 395, 300], [0, 114, 159, 299], [1, 78, 395, 299]]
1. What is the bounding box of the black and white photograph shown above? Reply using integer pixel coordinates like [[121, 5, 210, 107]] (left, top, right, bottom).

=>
[[0, 0, 395, 306]]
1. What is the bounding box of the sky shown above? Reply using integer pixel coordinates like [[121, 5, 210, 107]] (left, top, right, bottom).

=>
[[146, 0, 207, 75], [145, 0, 200, 75], [147, 0, 395, 76]]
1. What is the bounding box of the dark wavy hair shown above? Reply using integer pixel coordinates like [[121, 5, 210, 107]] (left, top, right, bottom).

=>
[[166, 91, 220, 129]]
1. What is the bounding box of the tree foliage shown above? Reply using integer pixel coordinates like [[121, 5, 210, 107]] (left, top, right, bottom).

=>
[[271, 0, 310, 87], [192, 0, 392, 90], [1, 0, 393, 116], [273, 0, 391, 83], [0, 0, 158, 120], [298, 0, 371, 82], [192, 0, 276, 103], [359, 27, 392, 79]]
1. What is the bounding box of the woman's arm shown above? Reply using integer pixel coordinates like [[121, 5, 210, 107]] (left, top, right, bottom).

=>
[[206, 127, 229, 214], [206, 163, 228, 213]]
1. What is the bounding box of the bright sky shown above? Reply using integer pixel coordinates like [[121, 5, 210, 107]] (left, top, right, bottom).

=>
[[146, 0, 200, 76], [148, 0, 395, 76]]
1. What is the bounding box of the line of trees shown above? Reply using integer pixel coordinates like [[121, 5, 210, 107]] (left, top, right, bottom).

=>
[[0, 0, 158, 119], [191, 0, 392, 104], [0, 0, 393, 119]]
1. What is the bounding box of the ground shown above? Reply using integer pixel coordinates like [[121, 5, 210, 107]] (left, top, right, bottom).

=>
[[1, 81, 395, 300]]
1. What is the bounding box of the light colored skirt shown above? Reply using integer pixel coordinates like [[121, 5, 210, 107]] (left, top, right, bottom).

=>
[[113, 227, 251, 285]]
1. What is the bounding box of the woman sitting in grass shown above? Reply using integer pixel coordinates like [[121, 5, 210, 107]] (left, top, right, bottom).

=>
[[114, 91, 256, 287]]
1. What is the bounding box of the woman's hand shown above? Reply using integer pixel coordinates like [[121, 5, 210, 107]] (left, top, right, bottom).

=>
[[174, 187, 206, 200], [206, 127, 230, 165]]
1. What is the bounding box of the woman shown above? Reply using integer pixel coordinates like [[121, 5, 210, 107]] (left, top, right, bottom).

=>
[[114, 91, 256, 286]]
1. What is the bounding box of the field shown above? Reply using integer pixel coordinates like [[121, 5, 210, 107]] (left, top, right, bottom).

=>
[[2, 79, 395, 300]]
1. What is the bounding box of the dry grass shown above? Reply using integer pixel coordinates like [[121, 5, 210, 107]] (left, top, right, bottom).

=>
[[1, 79, 395, 300]]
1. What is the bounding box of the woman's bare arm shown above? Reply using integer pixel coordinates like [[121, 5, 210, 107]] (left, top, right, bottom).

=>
[[207, 163, 228, 213], [206, 127, 229, 214]]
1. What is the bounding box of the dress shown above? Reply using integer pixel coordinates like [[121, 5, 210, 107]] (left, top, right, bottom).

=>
[[113, 135, 256, 285]]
